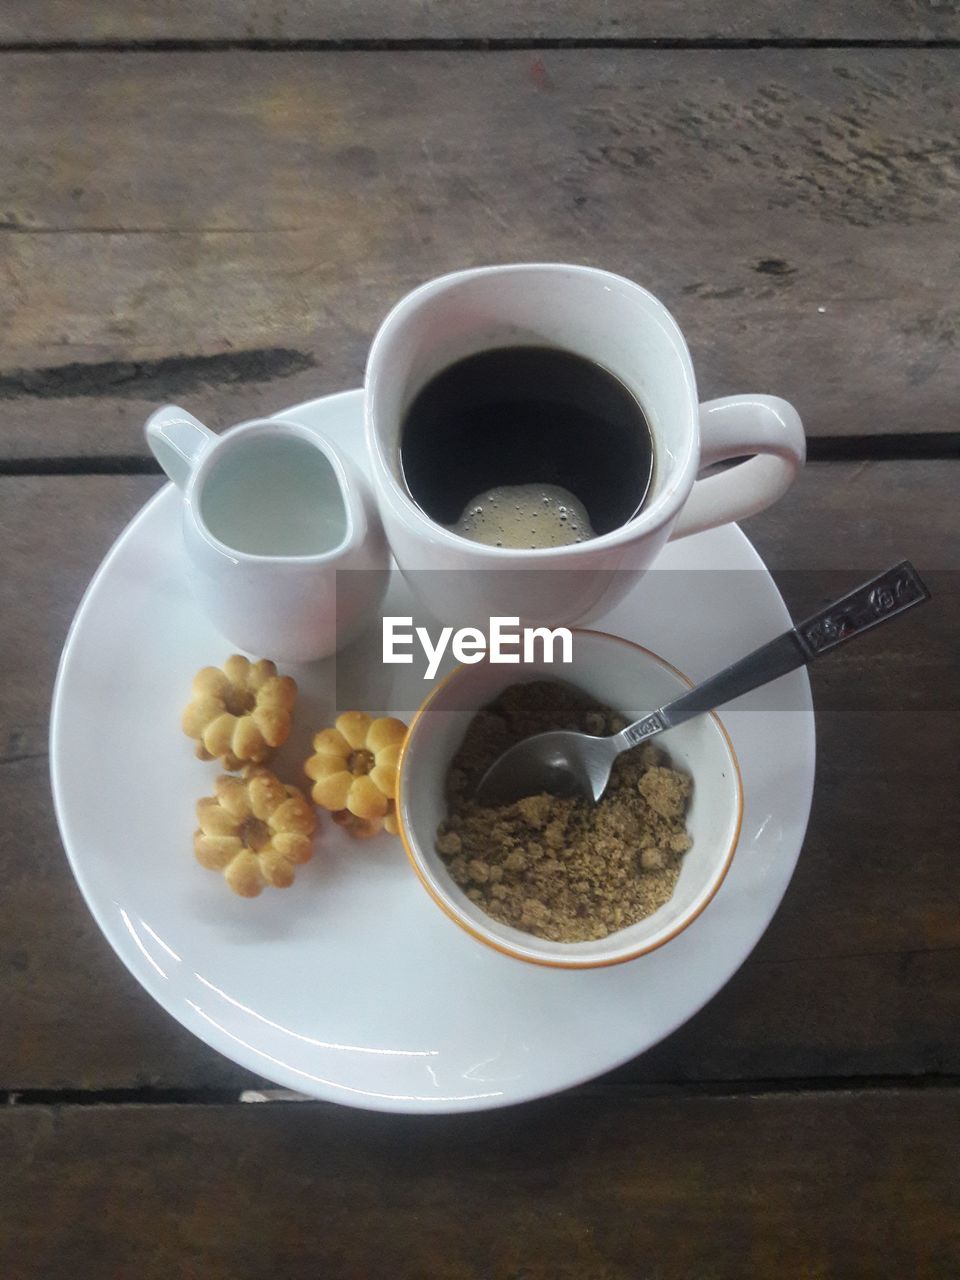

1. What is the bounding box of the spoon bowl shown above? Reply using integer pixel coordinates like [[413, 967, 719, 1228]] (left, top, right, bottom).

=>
[[477, 729, 621, 806]]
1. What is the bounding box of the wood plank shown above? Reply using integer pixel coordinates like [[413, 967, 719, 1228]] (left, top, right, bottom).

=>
[[1, 49, 958, 459], [1, 1091, 958, 1277], [1, 461, 957, 1090], [2, 1, 959, 42]]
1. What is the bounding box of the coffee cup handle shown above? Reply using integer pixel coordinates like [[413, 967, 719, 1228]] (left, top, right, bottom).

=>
[[669, 395, 805, 540], [145, 404, 217, 490]]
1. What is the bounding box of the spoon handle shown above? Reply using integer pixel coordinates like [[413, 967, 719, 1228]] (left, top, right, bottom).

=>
[[618, 561, 930, 747]]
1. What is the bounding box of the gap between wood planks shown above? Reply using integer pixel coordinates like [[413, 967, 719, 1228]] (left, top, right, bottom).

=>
[[1, 433, 957, 477], [5, 1073, 960, 1108], [1, 38, 959, 54]]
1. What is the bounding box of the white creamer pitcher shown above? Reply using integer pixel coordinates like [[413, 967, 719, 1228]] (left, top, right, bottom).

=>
[[146, 406, 389, 662]]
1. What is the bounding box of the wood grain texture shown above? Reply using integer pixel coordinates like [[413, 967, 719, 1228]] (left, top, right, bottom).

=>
[[1, 461, 956, 1090], [2, 1091, 958, 1278], [2, 0, 959, 42], [1, 49, 958, 459]]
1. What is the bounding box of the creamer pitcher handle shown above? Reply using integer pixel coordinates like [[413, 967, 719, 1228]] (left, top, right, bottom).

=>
[[145, 405, 216, 490], [669, 395, 805, 540]]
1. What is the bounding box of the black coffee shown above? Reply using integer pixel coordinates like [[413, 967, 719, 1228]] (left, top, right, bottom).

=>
[[399, 346, 654, 548]]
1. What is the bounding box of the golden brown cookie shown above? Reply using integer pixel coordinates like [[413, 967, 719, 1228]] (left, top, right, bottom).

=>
[[182, 655, 296, 771], [194, 767, 316, 897], [305, 712, 406, 826]]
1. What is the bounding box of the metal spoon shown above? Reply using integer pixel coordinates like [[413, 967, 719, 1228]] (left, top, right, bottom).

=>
[[475, 561, 930, 807]]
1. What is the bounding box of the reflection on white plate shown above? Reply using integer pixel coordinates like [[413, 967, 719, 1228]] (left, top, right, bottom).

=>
[[50, 389, 814, 1114]]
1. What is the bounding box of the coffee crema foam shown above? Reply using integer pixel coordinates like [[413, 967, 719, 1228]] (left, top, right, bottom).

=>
[[450, 484, 596, 549]]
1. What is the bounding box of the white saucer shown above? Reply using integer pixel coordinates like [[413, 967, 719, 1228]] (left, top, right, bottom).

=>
[[50, 390, 815, 1114]]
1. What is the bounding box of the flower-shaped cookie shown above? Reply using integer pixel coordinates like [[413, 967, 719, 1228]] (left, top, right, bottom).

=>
[[305, 712, 406, 824], [182, 655, 296, 771], [194, 767, 316, 897]]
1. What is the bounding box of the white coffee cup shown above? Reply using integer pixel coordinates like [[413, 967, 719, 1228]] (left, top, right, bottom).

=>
[[365, 264, 805, 626], [145, 407, 389, 662]]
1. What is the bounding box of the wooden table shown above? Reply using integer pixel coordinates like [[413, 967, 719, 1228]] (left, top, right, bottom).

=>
[[1, 6, 958, 1275]]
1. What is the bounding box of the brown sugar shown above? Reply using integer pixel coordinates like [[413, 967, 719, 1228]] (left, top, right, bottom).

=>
[[436, 680, 693, 943]]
